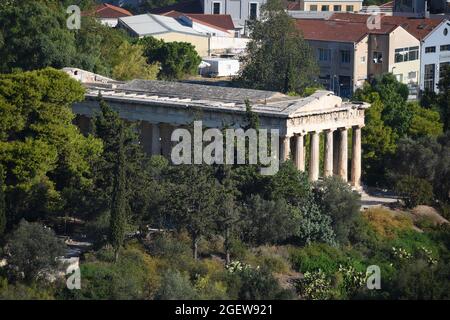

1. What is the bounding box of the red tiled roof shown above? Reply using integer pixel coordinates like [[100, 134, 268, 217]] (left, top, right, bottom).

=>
[[160, 11, 235, 31], [185, 14, 235, 30], [295, 19, 370, 43], [83, 3, 133, 19], [330, 13, 444, 40]]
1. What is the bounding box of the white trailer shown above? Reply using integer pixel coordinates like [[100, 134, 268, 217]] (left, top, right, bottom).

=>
[[199, 58, 240, 77]]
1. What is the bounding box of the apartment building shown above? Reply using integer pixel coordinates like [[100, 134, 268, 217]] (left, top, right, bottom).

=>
[[295, 19, 369, 97], [331, 13, 446, 94], [296, 17, 420, 97], [297, 0, 363, 12], [420, 19, 450, 92]]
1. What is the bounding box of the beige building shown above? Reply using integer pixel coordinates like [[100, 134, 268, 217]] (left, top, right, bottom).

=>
[[298, 0, 363, 12], [296, 19, 369, 97], [368, 25, 420, 90], [118, 14, 210, 56], [296, 14, 423, 97]]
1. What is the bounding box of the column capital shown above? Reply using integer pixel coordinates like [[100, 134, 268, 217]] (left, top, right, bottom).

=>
[[324, 128, 336, 133], [353, 124, 365, 129]]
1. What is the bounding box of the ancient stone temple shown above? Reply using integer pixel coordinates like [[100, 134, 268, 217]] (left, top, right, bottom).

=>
[[65, 68, 369, 187]]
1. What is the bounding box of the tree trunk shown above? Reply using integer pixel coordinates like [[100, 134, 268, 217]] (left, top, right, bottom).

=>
[[114, 248, 119, 263], [192, 236, 198, 260], [225, 227, 231, 265]]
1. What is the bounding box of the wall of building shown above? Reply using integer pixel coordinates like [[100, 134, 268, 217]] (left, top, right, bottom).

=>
[[306, 39, 358, 96], [153, 32, 210, 56], [302, 0, 363, 12], [209, 36, 250, 54], [352, 35, 369, 90], [420, 20, 450, 92], [388, 26, 420, 88], [368, 33, 390, 78], [203, 0, 267, 29]]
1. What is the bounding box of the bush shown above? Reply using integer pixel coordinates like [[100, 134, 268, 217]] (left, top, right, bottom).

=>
[[62, 244, 161, 300], [229, 266, 294, 300], [395, 175, 433, 208], [314, 176, 361, 244], [155, 270, 198, 300], [6, 220, 66, 282]]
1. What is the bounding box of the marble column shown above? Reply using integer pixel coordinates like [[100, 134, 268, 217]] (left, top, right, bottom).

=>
[[140, 121, 153, 154], [333, 130, 340, 176], [294, 134, 305, 171], [280, 135, 291, 162], [338, 128, 348, 182], [151, 123, 161, 156], [309, 131, 320, 181], [324, 129, 334, 177], [351, 126, 362, 188]]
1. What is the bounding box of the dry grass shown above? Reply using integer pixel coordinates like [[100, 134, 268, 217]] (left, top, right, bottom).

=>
[[362, 207, 414, 239]]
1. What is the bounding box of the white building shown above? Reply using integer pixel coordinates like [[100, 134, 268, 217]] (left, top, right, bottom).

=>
[[420, 19, 450, 92]]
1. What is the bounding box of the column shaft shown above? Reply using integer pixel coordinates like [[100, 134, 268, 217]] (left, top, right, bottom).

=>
[[351, 126, 362, 188], [309, 131, 320, 181], [280, 136, 291, 162], [324, 130, 334, 177], [333, 130, 340, 176], [338, 128, 348, 181], [294, 135, 305, 171], [151, 123, 161, 156]]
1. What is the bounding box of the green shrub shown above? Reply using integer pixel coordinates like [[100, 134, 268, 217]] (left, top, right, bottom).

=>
[[395, 175, 433, 208], [289, 243, 346, 274], [155, 270, 198, 300]]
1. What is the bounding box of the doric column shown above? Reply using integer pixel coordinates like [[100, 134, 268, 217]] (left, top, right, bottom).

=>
[[280, 135, 291, 162], [351, 126, 362, 188], [324, 129, 334, 177], [338, 127, 348, 182], [151, 123, 161, 156], [294, 134, 305, 171], [140, 121, 153, 154], [333, 130, 340, 176], [309, 131, 320, 181]]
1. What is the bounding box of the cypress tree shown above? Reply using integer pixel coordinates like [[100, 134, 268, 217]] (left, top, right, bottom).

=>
[[110, 125, 127, 262], [0, 166, 6, 237]]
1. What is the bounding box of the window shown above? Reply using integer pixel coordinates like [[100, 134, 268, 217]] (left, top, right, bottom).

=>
[[424, 64, 435, 91], [318, 48, 331, 61], [440, 62, 450, 81], [394, 74, 403, 82], [394, 46, 419, 63], [333, 5, 342, 11], [249, 3, 258, 20], [440, 44, 450, 51], [213, 2, 221, 14], [408, 71, 416, 80], [444, 28, 448, 36], [321, 5, 329, 11], [340, 50, 350, 63], [372, 51, 383, 64], [346, 5, 354, 12], [310, 5, 318, 11], [425, 46, 436, 53], [361, 56, 366, 63]]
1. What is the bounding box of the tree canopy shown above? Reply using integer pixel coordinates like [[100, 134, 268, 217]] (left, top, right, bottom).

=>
[[238, 0, 318, 94]]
